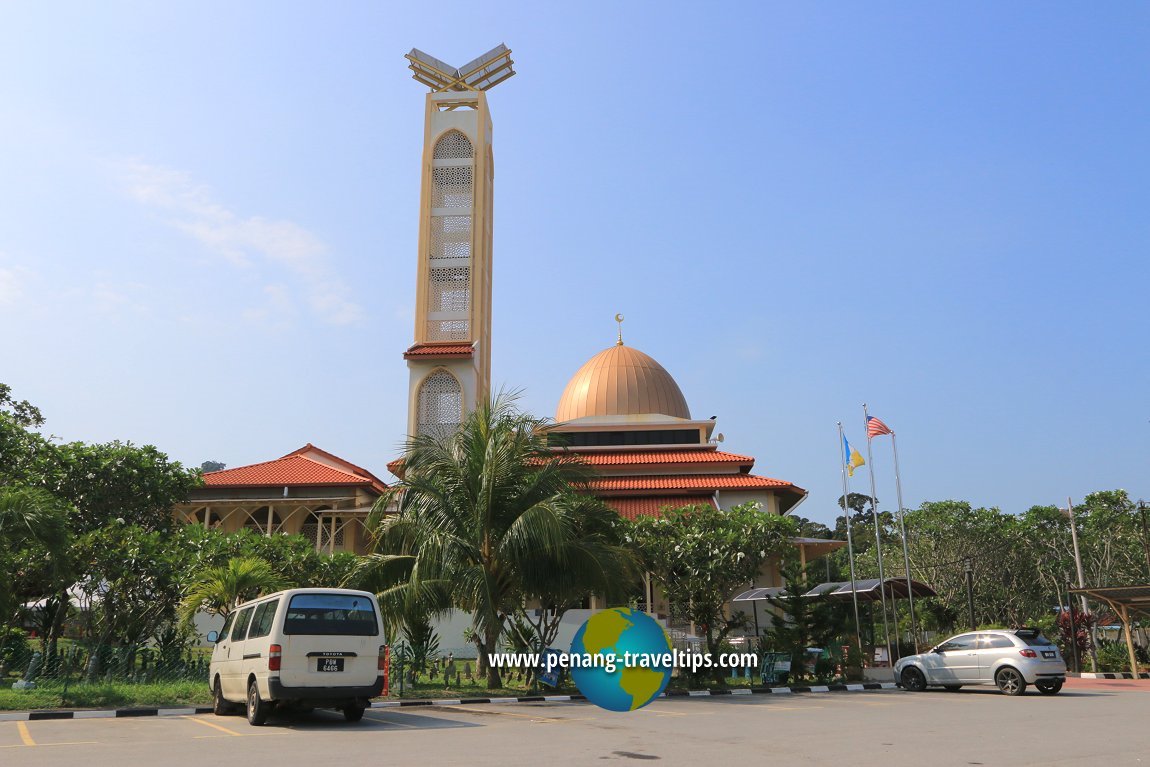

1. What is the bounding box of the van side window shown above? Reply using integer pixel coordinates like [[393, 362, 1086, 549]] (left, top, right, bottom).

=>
[[230, 606, 255, 641], [247, 600, 279, 640], [217, 612, 235, 642]]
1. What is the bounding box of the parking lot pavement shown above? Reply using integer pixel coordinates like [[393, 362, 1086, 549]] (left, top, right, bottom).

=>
[[2, 686, 1149, 766]]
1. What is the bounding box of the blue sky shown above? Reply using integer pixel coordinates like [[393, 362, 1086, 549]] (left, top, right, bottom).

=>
[[1, 2, 1147, 526]]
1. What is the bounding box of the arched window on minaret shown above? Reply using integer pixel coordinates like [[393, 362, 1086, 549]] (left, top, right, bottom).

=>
[[417, 370, 463, 437], [427, 130, 474, 342]]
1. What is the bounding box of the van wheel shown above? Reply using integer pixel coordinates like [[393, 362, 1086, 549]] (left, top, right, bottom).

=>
[[213, 678, 234, 716], [247, 679, 271, 726], [343, 704, 366, 722]]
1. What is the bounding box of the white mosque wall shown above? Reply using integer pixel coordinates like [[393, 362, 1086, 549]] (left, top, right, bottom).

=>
[[717, 490, 780, 516]]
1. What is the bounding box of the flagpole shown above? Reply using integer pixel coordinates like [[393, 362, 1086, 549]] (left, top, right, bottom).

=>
[[863, 404, 893, 669], [890, 431, 919, 650], [837, 422, 863, 652]]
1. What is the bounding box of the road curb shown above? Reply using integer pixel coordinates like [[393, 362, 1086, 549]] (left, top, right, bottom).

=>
[[369, 682, 899, 708], [1069, 672, 1150, 679], [0, 682, 900, 721], [0, 706, 213, 722]]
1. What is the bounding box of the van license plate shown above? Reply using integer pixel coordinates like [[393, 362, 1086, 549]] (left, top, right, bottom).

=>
[[318, 658, 344, 672]]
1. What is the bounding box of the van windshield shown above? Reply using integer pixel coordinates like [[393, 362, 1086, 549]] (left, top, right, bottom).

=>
[[283, 593, 378, 636]]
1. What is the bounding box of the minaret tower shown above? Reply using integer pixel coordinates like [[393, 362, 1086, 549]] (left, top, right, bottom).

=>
[[401, 45, 515, 438]]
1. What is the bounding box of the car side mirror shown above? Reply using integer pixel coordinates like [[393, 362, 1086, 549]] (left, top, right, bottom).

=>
[[931, 647, 942, 654], [207, 630, 219, 643]]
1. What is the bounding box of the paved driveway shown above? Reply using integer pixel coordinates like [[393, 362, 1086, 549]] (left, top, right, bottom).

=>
[[2, 679, 1148, 766]]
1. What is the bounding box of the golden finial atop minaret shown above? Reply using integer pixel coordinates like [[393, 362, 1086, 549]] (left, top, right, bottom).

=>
[[615, 313, 625, 346]]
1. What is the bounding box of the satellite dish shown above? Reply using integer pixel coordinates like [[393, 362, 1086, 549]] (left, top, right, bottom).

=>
[[716, 433, 725, 443]]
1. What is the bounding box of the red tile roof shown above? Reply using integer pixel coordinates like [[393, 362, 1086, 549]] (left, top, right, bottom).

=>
[[570, 450, 755, 468], [605, 495, 717, 520], [585, 474, 797, 494], [204, 445, 388, 493], [403, 343, 473, 360]]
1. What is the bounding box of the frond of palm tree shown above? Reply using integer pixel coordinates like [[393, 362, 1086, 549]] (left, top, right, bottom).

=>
[[0, 485, 71, 552], [180, 556, 287, 623], [364, 391, 637, 688]]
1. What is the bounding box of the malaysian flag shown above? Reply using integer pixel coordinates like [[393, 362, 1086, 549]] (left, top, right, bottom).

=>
[[867, 415, 893, 439]]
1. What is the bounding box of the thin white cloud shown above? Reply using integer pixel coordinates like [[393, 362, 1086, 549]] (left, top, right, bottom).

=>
[[0, 260, 31, 308], [118, 159, 363, 325]]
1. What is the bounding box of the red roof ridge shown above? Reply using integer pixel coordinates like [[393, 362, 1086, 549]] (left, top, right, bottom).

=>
[[205, 449, 387, 493], [279, 444, 389, 490]]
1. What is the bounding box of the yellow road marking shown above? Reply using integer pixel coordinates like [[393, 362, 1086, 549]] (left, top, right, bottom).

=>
[[0, 741, 98, 749], [16, 721, 35, 746], [183, 716, 244, 736]]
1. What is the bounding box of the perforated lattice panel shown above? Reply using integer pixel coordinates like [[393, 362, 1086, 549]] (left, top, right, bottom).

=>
[[430, 267, 470, 313], [418, 371, 463, 436], [433, 131, 474, 160], [429, 215, 472, 260], [319, 520, 345, 548], [432, 166, 473, 209], [426, 319, 470, 342]]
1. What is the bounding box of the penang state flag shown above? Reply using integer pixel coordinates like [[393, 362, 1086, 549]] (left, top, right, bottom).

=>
[[843, 435, 865, 477], [867, 415, 893, 439]]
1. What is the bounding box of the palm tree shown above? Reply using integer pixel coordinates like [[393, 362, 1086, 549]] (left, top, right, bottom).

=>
[[0, 486, 72, 630], [360, 393, 636, 689], [180, 556, 287, 623], [0, 486, 70, 552]]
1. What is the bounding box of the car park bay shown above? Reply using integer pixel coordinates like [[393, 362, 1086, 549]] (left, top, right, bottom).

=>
[[3, 680, 1149, 767]]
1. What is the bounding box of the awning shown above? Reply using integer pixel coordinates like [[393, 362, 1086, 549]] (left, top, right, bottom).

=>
[[1070, 584, 1150, 673], [732, 578, 937, 604]]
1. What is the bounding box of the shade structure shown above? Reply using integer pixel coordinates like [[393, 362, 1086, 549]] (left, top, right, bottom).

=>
[[732, 578, 937, 604], [1069, 584, 1150, 675]]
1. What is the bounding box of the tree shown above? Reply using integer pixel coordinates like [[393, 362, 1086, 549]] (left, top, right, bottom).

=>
[[180, 556, 287, 622], [510, 492, 636, 654], [360, 393, 631, 689], [200, 460, 226, 473], [71, 523, 185, 649], [0, 384, 44, 428], [629, 501, 796, 683], [38, 440, 201, 533], [0, 486, 72, 630], [764, 557, 850, 680]]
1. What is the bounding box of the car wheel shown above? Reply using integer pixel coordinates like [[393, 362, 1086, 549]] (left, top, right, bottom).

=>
[[1036, 679, 1063, 695], [900, 667, 927, 692], [343, 704, 366, 722], [995, 667, 1027, 696], [212, 678, 233, 716], [247, 679, 271, 726], [943, 685, 962, 692]]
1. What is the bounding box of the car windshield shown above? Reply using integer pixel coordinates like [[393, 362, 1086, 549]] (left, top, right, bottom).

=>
[[283, 593, 378, 636]]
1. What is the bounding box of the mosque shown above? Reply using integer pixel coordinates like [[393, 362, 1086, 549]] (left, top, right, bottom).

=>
[[172, 45, 841, 644]]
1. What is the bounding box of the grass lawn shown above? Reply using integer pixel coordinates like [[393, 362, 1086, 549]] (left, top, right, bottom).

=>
[[0, 680, 211, 710], [0, 661, 773, 710]]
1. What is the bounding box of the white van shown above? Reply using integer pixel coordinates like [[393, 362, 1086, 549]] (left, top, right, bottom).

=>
[[207, 588, 385, 725]]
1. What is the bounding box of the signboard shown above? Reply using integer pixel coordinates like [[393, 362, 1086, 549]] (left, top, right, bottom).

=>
[[538, 648, 562, 687]]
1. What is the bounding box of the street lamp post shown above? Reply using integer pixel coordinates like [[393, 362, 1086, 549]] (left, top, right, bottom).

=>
[[963, 557, 976, 631]]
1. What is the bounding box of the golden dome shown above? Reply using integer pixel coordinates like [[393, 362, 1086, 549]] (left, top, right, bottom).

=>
[[555, 343, 691, 422]]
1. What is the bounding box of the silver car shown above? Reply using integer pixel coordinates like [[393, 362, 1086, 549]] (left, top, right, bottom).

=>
[[895, 629, 1067, 696]]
